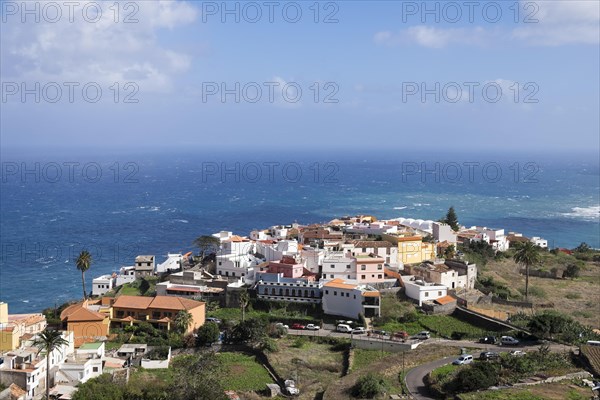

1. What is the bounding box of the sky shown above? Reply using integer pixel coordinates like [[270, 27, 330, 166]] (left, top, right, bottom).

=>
[[1, 0, 599, 154]]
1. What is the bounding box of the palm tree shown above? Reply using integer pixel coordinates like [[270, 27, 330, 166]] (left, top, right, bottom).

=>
[[75, 250, 92, 300], [174, 310, 193, 333], [239, 289, 250, 322], [513, 241, 541, 302], [33, 329, 69, 400]]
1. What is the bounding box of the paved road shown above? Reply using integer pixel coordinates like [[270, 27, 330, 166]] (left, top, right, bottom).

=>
[[404, 340, 577, 399], [405, 356, 456, 400]]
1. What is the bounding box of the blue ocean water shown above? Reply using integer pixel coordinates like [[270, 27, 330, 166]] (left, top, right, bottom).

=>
[[1, 150, 598, 313]]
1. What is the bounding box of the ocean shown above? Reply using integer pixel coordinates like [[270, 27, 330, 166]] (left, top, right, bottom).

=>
[[1, 150, 598, 314]]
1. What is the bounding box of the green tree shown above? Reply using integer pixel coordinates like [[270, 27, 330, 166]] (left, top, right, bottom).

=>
[[171, 354, 227, 400], [193, 235, 221, 258], [449, 363, 499, 393], [443, 244, 456, 260], [196, 322, 220, 346], [351, 373, 387, 398], [71, 374, 124, 400], [564, 263, 581, 278], [33, 329, 69, 400], [239, 289, 250, 322], [226, 317, 268, 345], [174, 310, 193, 334], [441, 206, 460, 231], [75, 250, 92, 300], [513, 241, 541, 302], [574, 242, 590, 253]]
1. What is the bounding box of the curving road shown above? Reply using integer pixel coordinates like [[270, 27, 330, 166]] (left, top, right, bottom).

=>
[[404, 340, 576, 399]]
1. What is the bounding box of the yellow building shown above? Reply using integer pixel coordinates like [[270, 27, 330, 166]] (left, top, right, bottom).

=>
[[60, 301, 110, 347], [382, 234, 436, 265], [1, 302, 47, 351]]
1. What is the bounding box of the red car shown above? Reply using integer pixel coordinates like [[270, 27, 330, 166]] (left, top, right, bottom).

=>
[[393, 331, 409, 340], [290, 323, 306, 330]]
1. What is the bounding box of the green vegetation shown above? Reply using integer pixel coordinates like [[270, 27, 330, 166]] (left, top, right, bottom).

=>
[[476, 275, 513, 299], [457, 380, 592, 400], [513, 241, 542, 302], [217, 352, 273, 391], [429, 345, 577, 397], [352, 349, 390, 371], [351, 373, 388, 398], [440, 206, 460, 232], [524, 310, 600, 344], [374, 309, 499, 339], [75, 250, 92, 300], [113, 322, 185, 348], [109, 276, 159, 297], [33, 329, 70, 400], [73, 353, 227, 400], [193, 235, 220, 258], [195, 322, 220, 346]]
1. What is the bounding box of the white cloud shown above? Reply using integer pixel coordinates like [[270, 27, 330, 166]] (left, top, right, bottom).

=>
[[374, 26, 490, 48], [512, 0, 600, 46], [1, 1, 198, 93]]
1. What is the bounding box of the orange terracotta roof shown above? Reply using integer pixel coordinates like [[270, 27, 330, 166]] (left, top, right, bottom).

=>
[[434, 295, 456, 305], [112, 295, 204, 312], [323, 279, 356, 290], [120, 316, 136, 322], [112, 296, 154, 310], [362, 291, 380, 297], [9, 383, 27, 398], [60, 303, 105, 322]]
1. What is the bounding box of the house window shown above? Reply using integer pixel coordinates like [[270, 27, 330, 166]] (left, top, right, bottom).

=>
[[378, 274, 382, 279], [353, 295, 356, 299], [438, 291, 442, 296], [362, 248, 366, 252], [346, 264, 351, 269], [330, 264, 335, 268], [361, 265, 366, 270], [425, 292, 429, 297], [347, 275, 351, 279], [346, 293, 350, 297], [330, 274, 334, 278], [279, 289, 283, 296], [361, 275, 365, 279], [93, 367, 99, 372], [377, 265, 382, 270], [218, 262, 222, 266], [325, 290, 329, 295]]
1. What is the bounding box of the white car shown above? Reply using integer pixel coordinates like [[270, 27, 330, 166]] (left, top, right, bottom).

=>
[[305, 324, 320, 330], [510, 350, 525, 357], [452, 355, 473, 365], [275, 322, 289, 330], [352, 327, 366, 334], [414, 331, 431, 340]]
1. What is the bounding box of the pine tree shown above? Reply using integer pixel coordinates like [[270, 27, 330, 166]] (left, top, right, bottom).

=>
[[443, 206, 460, 231]]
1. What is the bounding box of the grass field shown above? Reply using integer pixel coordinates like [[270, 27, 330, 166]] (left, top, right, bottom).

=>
[[351, 349, 391, 371], [268, 337, 346, 400], [217, 352, 273, 392], [477, 258, 600, 328], [458, 380, 592, 400], [374, 313, 493, 339]]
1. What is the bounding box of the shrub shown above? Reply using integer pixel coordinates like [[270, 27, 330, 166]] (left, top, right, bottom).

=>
[[565, 292, 581, 300], [196, 322, 220, 347], [351, 373, 387, 398], [261, 337, 279, 353], [448, 363, 499, 393]]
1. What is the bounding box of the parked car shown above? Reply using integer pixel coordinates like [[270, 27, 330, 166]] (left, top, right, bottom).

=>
[[336, 324, 352, 333], [371, 329, 388, 337], [351, 327, 366, 334], [305, 324, 320, 330], [206, 317, 221, 324], [275, 322, 289, 330], [414, 331, 431, 340], [501, 336, 520, 345], [510, 350, 525, 357], [291, 323, 306, 330], [452, 355, 474, 365], [479, 351, 500, 361], [479, 336, 497, 344], [393, 331, 409, 340]]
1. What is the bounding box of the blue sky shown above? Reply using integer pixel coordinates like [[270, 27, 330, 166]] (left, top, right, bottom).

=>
[[1, 0, 599, 153]]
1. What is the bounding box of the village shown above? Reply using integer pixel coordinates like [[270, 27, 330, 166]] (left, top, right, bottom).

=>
[[1, 211, 599, 400]]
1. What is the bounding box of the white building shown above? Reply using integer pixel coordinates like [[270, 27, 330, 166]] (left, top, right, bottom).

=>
[[432, 222, 457, 244], [530, 237, 548, 248], [156, 253, 183, 274], [55, 342, 104, 386], [470, 226, 509, 251], [401, 275, 448, 306], [255, 240, 299, 262], [321, 279, 381, 319], [216, 253, 263, 281], [322, 253, 357, 281], [344, 240, 399, 267], [91, 275, 114, 297], [115, 266, 136, 286], [345, 221, 398, 235], [300, 246, 324, 274]]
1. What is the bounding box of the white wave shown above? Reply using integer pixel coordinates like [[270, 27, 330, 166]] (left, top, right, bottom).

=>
[[562, 206, 600, 221], [394, 206, 408, 210], [22, 300, 29, 303], [175, 219, 189, 223]]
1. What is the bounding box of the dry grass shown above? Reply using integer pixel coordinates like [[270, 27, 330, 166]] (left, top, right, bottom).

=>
[[459, 380, 593, 399], [478, 259, 600, 327], [267, 337, 345, 400], [323, 344, 459, 400]]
